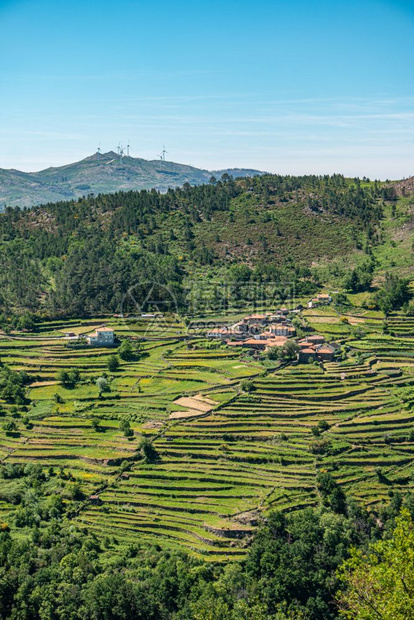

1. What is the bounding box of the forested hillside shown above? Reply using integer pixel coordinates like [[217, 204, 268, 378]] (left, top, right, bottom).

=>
[[0, 173, 402, 321]]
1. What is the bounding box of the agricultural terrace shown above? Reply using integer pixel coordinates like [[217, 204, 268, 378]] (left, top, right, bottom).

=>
[[0, 310, 414, 560]]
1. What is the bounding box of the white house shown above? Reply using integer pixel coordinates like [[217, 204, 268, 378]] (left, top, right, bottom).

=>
[[308, 293, 332, 309], [86, 327, 115, 346]]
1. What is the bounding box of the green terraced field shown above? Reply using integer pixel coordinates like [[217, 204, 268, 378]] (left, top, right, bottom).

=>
[[1, 312, 414, 559]]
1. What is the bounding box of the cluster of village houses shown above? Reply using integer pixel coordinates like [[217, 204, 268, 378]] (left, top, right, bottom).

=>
[[207, 293, 337, 363], [62, 294, 337, 363]]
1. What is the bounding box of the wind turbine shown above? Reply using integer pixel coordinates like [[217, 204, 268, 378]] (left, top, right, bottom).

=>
[[97, 144, 101, 161], [159, 145, 168, 161], [126, 140, 131, 157]]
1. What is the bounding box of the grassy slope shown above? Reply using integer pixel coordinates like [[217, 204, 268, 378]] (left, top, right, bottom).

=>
[[1, 302, 414, 560]]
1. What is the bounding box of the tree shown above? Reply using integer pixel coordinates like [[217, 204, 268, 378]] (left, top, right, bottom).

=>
[[318, 420, 330, 433], [228, 263, 253, 285], [317, 472, 347, 514], [279, 340, 300, 362], [57, 370, 70, 386], [137, 437, 159, 463], [403, 300, 414, 317], [91, 417, 102, 432], [267, 346, 280, 361], [3, 420, 17, 435], [57, 369, 80, 387], [334, 292, 350, 307], [68, 481, 84, 501], [96, 376, 109, 394], [0, 367, 29, 404], [343, 265, 373, 293], [338, 509, 414, 619], [17, 313, 36, 331], [374, 273, 411, 315], [352, 326, 366, 340], [83, 573, 153, 620], [107, 355, 120, 372], [119, 419, 133, 438], [69, 368, 81, 384], [22, 416, 32, 429], [118, 339, 138, 362]]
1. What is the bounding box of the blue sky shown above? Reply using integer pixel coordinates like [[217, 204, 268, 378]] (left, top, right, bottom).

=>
[[1, 0, 413, 178]]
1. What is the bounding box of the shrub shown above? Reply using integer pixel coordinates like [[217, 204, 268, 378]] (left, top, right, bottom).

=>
[[241, 379, 255, 393], [318, 420, 330, 432]]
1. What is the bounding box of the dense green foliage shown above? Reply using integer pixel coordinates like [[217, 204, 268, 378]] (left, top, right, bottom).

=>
[[1, 490, 413, 620], [374, 273, 411, 314], [338, 509, 414, 619], [0, 365, 30, 405], [57, 368, 81, 387], [0, 174, 387, 317], [343, 259, 375, 293]]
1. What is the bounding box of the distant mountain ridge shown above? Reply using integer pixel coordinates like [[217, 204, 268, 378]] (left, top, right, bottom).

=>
[[0, 151, 265, 210]]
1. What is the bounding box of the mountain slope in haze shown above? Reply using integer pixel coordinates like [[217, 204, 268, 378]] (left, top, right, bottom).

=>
[[0, 151, 264, 210]]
